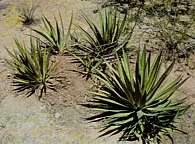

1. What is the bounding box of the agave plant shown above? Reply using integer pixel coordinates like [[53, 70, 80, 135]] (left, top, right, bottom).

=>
[[71, 9, 130, 79], [73, 9, 130, 56], [71, 53, 104, 80], [6, 38, 57, 98], [33, 13, 73, 55], [84, 49, 190, 143], [18, 2, 37, 25]]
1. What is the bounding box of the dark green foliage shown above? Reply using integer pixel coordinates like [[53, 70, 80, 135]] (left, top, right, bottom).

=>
[[6, 38, 57, 98], [71, 9, 130, 79], [84, 49, 190, 143]]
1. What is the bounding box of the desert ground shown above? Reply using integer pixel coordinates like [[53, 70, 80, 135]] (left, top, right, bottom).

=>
[[0, 0, 195, 144]]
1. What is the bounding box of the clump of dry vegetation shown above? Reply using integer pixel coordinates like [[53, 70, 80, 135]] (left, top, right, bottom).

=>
[[103, 0, 195, 67]]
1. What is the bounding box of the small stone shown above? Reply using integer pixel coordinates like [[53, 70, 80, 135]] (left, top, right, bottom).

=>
[[55, 113, 60, 119], [40, 105, 46, 110]]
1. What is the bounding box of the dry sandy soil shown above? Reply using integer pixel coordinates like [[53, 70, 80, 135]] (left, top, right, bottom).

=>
[[0, 0, 194, 144]]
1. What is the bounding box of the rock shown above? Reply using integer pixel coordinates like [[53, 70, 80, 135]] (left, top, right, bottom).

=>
[[54, 112, 60, 119]]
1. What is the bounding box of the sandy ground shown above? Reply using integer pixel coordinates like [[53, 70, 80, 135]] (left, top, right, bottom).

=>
[[0, 0, 194, 144]]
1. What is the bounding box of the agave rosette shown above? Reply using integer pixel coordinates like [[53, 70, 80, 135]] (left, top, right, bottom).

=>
[[85, 49, 190, 143], [6, 38, 57, 98]]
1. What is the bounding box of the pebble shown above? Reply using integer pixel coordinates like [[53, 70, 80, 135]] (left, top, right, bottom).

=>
[[55, 112, 61, 119]]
